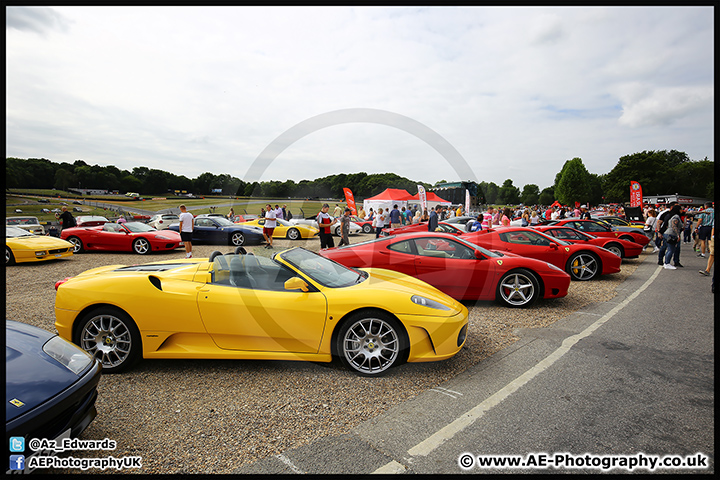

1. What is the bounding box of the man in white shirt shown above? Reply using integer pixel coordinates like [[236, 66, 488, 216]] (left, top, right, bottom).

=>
[[263, 204, 277, 249], [178, 205, 194, 258]]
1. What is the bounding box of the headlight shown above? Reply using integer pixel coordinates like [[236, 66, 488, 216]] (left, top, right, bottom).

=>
[[547, 262, 565, 272], [42, 336, 93, 375], [154, 235, 170, 240], [411, 295, 450, 310]]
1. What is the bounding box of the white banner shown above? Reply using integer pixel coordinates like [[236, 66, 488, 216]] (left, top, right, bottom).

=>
[[418, 185, 427, 213], [465, 189, 470, 214]]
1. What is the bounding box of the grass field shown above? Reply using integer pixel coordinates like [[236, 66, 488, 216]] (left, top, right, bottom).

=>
[[6, 190, 346, 223]]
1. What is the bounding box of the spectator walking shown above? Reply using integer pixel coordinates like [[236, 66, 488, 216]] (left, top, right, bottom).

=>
[[338, 208, 352, 246], [655, 204, 673, 264], [333, 204, 343, 217], [643, 209, 659, 252], [662, 204, 683, 270], [698, 226, 714, 277], [375, 208, 386, 238], [55, 206, 76, 231], [263, 204, 277, 249], [389, 204, 402, 228], [695, 201, 714, 258], [501, 208, 512, 226], [428, 206, 440, 232], [317, 203, 337, 249], [178, 204, 194, 258]]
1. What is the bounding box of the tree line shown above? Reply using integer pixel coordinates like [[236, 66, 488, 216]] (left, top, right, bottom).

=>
[[5, 150, 713, 205]]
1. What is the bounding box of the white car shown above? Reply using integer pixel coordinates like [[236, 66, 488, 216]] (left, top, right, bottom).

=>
[[289, 216, 362, 236], [147, 214, 180, 230], [6, 216, 45, 235]]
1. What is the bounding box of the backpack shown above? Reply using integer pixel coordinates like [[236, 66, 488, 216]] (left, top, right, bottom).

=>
[[657, 211, 669, 234]]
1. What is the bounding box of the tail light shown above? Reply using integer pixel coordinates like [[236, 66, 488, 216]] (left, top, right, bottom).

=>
[[55, 277, 72, 290]]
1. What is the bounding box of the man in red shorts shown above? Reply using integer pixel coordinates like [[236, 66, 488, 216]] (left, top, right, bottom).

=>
[[263, 204, 277, 249]]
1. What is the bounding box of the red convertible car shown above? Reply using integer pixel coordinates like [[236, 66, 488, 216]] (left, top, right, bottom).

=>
[[535, 225, 644, 259], [548, 219, 650, 247], [464, 227, 622, 281], [319, 232, 571, 308], [61, 221, 182, 255]]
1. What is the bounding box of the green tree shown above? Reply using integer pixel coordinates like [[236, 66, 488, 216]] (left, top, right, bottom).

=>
[[497, 179, 521, 205], [54, 168, 74, 191], [555, 158, 592, 206], [538, 186, 555, 205], [520, 184, 540, 205]]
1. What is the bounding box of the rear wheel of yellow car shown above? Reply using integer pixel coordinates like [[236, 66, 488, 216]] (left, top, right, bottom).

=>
[[336, 311, 408, 376], [74, 307, 141, 374], [6, 247, 15, 265]]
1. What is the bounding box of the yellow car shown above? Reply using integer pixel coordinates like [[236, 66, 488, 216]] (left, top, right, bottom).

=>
[[6, 226, 74, 265], [54, 247, 468, 376], [242, 218, 318, 240]]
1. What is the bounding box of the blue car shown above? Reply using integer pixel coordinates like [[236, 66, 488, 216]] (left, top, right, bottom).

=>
[[168, 215, 264, 246], [6, 320, 102, 473]]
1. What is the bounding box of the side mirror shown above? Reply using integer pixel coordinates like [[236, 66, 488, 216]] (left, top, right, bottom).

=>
[[549, 243, 558, 249], [284, 277, 309, 292], [474, 250, 484, 259]]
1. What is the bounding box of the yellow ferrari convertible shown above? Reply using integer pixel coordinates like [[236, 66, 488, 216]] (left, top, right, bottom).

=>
[[242, 218, 319, 240], [54, 247, 468, 376], [6, 225, 74, 265]]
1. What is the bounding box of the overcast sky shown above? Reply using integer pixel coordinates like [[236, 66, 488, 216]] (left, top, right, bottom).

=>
[[6, 6, 714, 190]]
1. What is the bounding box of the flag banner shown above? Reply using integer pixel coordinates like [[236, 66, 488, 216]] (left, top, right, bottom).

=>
[[465, 189, 470, 214], [343, 188, 357, 215], [630, 181, 643, 207], [418, 185, 427, 212]]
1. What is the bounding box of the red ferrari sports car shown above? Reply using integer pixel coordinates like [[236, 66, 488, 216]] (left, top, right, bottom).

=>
[[319, 232, 571, 308], [349, 215, 374, 234], [61, 221, 182, 255], [464, 227, 622, 281], [548, 219, 650, 247], [535, 225, 644, 259]]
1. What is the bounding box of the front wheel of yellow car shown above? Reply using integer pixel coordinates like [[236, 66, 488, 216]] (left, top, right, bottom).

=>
[[74, 307, 141, 374], [336, 311, 408, 376], [6, 247, 15, 265]]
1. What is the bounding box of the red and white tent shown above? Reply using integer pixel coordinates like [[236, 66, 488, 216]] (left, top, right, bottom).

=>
[[406, 191, 452, 210], [362, 188, 413, 215]]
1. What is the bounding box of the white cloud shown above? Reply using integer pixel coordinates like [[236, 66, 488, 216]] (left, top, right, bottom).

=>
[[5, 6, 714, 190]]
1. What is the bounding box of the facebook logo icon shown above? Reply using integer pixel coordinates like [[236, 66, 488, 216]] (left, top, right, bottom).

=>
[[10, 455, 25, 471]]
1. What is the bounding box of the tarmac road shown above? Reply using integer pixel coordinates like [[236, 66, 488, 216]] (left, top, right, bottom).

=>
[[235, 249, 714, 474]]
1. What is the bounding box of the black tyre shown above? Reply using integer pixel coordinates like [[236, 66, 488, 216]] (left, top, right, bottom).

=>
[[334, 226, 342, 236], [230, 232, 245, 246], [566, 252, 600, 281], [67, 236, 84, 253], [496, 269, 540, 308], [287, 228, 300, 240], [6, 247, 16, 265], [132, 237, 151, 255], [74, 307, 142, 374], [362, 224, 373, 234], [336, 311, 408, 376]]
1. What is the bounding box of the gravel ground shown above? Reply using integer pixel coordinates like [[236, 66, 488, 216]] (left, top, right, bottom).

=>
[[6, 233, 647, 474]]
